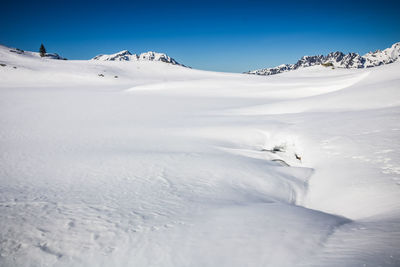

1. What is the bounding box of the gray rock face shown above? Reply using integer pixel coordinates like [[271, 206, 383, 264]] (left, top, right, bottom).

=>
[[247, 42, 400, 76]]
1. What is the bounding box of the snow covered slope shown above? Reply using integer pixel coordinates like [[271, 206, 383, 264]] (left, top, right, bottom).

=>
[[247, 42, 400, 75], [91, 49, 185, 66], [0, 45, 400, 267], [4, 45, 67, 60]]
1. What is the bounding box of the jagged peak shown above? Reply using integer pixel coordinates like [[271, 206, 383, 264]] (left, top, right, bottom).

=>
[[91, 50, 134, 61], [91, 49, 185, 67], [327, 51, 345, 57], [246, 42, 400, 76], [391, 42, 400, 48]]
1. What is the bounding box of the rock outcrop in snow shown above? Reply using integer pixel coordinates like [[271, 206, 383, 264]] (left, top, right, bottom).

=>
[[247, 42, 400, 76], [91, 50, 185, 67]]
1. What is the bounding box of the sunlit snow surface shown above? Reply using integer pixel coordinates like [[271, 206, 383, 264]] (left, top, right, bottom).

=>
[[0, 45, 399, 266]]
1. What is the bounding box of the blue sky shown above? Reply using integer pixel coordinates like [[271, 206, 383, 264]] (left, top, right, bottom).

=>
[[1, 0, 399, 72]]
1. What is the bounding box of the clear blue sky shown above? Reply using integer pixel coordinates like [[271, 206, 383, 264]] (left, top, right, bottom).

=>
[[1, 0, 399, 72]]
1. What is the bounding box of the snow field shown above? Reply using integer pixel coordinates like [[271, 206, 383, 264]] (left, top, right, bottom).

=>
[[0, 45, 399, 266]]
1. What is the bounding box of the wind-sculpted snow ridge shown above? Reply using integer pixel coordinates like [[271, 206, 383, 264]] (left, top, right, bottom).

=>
[[91, 49, 186, 66], [247, 42, 400, 75]]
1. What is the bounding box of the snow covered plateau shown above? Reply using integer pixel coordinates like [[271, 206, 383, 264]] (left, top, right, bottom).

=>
[[0, 44, 400, 267]]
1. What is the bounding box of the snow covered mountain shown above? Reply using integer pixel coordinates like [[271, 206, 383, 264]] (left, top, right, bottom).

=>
[[91, 50, 186, 66], [0, 45, 186, 67], [247, 42, 400, 76]]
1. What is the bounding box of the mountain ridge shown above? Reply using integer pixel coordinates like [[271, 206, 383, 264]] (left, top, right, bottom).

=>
[[0, 45, 186, 67], [246, 42, 400, 76], [91, 50, 186, 67]]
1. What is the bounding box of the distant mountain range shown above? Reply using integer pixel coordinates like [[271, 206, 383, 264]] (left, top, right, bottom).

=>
[[91, 50, 186, 67], [3, 43, 399, 74], [246, 42, 400, 76]]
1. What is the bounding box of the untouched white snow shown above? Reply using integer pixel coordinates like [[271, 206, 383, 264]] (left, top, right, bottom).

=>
[[0, 45, 400, 266]]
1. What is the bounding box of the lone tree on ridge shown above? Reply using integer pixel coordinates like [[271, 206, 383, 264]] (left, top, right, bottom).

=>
[[39, 44, 46, 57]]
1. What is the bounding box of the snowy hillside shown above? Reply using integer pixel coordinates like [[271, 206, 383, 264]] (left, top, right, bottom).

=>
[[3, 45, 67, 60], [91, 49, 185, 66], [247, 42, 400, 75], [0, 45, 400, 267]]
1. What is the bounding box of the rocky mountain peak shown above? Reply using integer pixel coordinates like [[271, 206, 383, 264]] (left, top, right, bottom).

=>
[[246, 42, 400, 76], [91, 50, 185, 66]]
